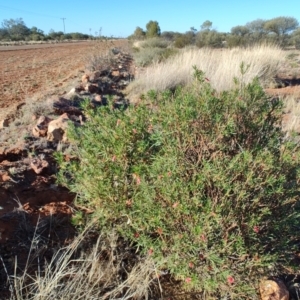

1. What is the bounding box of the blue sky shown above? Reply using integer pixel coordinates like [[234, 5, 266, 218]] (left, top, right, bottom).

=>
[[0, 0, 299, 37]]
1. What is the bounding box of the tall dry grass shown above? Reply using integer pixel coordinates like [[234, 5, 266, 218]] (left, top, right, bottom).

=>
[[6, 224, 159, 300], [126, 45, 283, 99], [282, 95, 300, 134]]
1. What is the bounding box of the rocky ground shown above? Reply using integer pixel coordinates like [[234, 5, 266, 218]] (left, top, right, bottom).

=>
[[0, 44, 138, 297]]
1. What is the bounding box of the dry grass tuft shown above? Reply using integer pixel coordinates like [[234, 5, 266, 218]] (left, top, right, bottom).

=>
[[282, 95, 300, 134], [6, 223, 159, 300], [84, 40, 117, 72], [126, 45, 283, 100]]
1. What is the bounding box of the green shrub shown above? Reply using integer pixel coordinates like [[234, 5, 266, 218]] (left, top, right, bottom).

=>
[[131, 38, 175, 66], [196, 30, 224, 48], [56, 66, 300, 298], [133, 47, 177, 66], [174, 33, 194, 48], [294, 36, 300, 50], [139, 37, 170, 49]]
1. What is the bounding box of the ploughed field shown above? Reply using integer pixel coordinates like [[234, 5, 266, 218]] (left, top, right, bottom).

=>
[[0, 40, 127, 121]]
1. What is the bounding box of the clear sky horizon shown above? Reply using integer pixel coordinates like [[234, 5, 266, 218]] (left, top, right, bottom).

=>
[[0, 0, 300, 37]]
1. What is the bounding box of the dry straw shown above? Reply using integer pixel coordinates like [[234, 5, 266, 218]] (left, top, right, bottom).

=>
[[8, 223, 159, 300], [127, 45, 283, 98]]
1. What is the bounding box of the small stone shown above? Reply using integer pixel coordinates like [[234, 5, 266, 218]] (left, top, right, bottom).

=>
[[47, 113, 69, 142], [30, 158, 49, 174], [0, 119, 9, 129], [32, 116, 52, 137], [84, 83, 98, 93], [0, 171, 11, 182], [111, 48, 120, 55], [81, 74, 89, 83], [111, 70, 120, 77], [260, 279, 289, 300], [94, 94, 102, 102]]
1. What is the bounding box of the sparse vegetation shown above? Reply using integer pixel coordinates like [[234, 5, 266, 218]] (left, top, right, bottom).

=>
[[130, 16, 300, 49]]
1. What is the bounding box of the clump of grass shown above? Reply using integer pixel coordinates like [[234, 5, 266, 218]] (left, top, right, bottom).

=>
[[56, 66, 300, 298], [281, 95, 300, 136], [85, 39, 117, 72], [126, 44, 283, 99], [5, 224, 157, 300], [85, 50, 115, 72]]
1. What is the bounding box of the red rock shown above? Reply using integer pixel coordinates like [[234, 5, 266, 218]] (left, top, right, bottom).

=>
[[0, 119, 9, 129], [260, 279, 289, 300], [81, 74, 89, 83], [111, 70, 120, 77], [32, 116, 52, 137], [30, 158, 49, 174], [47, 113, 69, 142], [0, 171, 11, 182]]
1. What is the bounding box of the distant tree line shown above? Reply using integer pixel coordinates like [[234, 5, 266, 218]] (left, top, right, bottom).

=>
[[129, 17, 300, 49], [0, 18, 93, 41]]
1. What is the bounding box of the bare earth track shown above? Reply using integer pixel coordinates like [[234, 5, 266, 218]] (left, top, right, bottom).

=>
[[0, 40, 127, 121]]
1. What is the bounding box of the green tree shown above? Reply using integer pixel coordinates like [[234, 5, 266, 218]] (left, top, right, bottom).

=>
[[231, 25, 249, 37], [200, 20, 212, 31], [196, 20, 223, 48], [161, 31, 179, 41], [48, 29, 65, 40], [246, 19, 266, 33], [226, 35, 243, 48], [174, 31, 194, 48], [132, 26, 146, 40], [196, 30, 223, 48], [2, 18, 30, 40], [264, 16, 299, 46], [0, 28, 9, 40], [29, 26, 45, 41], [146, 20, 161, 38], [227, 25, 250, 47], [264, 16, 298, 36], [30, 26, 44, 35], [245, 19, 267, 44], [292, 27, 300, 49]]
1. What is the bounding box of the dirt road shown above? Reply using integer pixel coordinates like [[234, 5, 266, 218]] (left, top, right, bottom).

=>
[[0, 40, 127, 120]]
